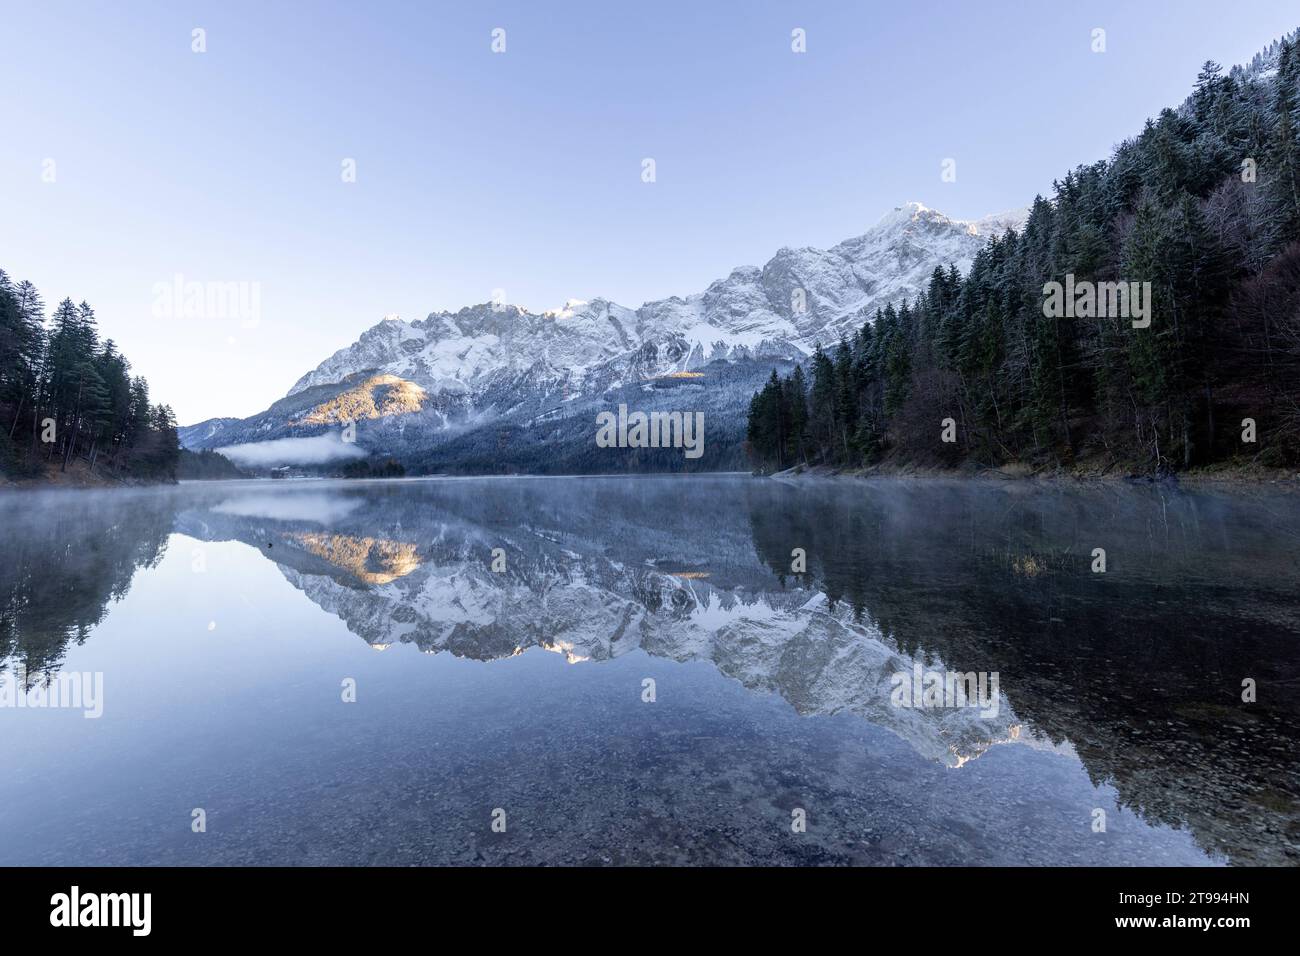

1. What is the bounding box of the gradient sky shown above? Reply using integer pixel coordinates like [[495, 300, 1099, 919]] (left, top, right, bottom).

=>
[[2, 0, 1297, 423]]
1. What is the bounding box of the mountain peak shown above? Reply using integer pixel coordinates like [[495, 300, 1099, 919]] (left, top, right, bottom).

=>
[[543, 298, 591, 318], [876, 200, 951, 227], [235, 201, 1017, 428]]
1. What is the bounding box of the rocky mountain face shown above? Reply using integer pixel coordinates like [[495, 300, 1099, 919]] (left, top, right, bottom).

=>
[[180, 203, 1023, 472]]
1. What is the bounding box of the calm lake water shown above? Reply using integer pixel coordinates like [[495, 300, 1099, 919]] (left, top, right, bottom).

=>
[[1, 475, 1297, 866]]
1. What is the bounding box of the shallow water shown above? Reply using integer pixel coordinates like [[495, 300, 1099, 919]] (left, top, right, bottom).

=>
[[1, 475, 1296, 865]]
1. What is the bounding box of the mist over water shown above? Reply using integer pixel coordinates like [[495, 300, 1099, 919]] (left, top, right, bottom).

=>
[[1, 476, 1296, 865]]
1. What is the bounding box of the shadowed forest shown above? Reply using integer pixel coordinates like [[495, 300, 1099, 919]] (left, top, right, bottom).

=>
[[749, 40, 1300, 475], [0, 273, 180, 483]]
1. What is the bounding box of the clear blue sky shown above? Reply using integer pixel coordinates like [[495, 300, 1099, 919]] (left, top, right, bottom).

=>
[[2, 0, 1296, 423]]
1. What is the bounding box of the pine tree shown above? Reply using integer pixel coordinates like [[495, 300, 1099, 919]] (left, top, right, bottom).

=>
[[833, 337, 857, 460], [807, 346, 837, 462], [784, 364, 809, 464], [744, 35, 1300, 474], [0, 276, 179, 481]]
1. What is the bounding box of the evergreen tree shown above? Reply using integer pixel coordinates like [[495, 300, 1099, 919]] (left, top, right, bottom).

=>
[[745, 33, 1300, 473], [0, 276, 179, 481]]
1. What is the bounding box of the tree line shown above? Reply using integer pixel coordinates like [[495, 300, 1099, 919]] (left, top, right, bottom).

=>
[[0, 271, 179, 481], [749, 38, 1300, 475]]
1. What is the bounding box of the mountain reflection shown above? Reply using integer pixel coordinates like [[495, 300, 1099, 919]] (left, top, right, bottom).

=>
[[287, 532, 423, 585], [2, 477, 1297, 864]]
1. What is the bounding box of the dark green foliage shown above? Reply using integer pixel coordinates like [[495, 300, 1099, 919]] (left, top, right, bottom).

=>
[[747, 38, 1300, 474], [340, 457, 406, 479], [176, 448, 249, 480], [0, 273, 178, 482]]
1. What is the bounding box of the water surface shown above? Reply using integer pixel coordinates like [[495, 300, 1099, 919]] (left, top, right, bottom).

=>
[[1, 475, 1297, 865]]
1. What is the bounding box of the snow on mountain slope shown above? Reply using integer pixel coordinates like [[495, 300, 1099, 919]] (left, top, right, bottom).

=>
[[177, 417, 242, 449], [286, 202, 1023, 397], [183, 202, 1025, 464]]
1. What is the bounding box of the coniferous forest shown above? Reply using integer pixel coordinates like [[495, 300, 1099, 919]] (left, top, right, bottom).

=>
[[748, 40, 1300, 476], [0, 271, 179, 482]]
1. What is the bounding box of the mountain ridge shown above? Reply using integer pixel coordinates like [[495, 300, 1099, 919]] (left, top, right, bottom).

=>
[[181, 201, 1026, 470], [286, 201, 1024, 398]]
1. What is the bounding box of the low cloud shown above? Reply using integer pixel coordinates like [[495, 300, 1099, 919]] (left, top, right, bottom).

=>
[[216, 434, 367, 466]]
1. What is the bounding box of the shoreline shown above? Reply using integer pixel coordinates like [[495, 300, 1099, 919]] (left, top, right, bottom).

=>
[[5, 461, 1297, 491], [763, 461, 1300, 489], [0, 462, 176, 490]]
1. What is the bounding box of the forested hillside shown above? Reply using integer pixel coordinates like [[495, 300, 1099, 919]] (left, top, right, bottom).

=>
[[176, 448, 249, 480], [0, 272, 179, 483], [748, 36, 1300, 476]]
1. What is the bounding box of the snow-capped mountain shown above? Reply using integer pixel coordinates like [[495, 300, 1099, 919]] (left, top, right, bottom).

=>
[[181, 202, 1024, 470], [286, 202, 1019, 395]]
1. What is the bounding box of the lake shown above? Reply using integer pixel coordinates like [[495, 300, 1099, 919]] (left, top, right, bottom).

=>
[[1, 475, 1297, 865]]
